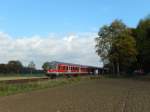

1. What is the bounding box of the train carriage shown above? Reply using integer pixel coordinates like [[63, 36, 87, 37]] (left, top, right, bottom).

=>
[[45, 61, 101, 78]]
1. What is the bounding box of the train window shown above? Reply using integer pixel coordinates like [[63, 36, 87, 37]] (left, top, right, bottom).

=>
[[60, 66, 64, 70], [58, 66, 63, 70], [65, 66, 68, 70], [63, 66, 66, 70], [48, 64, 56, 69], [58, 66, 60, 70]]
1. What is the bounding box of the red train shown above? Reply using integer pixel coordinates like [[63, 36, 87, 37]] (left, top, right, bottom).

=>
[[45, 61, 101, 78]]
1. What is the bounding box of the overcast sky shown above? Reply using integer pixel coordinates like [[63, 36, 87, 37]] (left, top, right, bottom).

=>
[[0, 0, 149, 68]]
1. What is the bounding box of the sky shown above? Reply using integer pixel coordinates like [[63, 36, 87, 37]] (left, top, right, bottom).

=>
[[0, 0, 149, 69]]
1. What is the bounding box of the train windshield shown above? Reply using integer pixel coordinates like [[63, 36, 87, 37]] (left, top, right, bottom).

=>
[[48, 63, 56, 70]]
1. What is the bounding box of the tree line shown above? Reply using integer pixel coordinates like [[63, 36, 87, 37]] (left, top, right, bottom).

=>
[[0, 60, 42, 74], [95, 15, 150, 75]]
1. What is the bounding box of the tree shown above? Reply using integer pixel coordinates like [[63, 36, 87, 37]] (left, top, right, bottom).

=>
[[42, 62, 50, 72], [109, 33, 137, 74], [95, 25, 112, 63], [135, 16, 150, 73], [28, 61, 36, 74], [95, 20, 137, 75], [95, 20, 127, 61], [0, 64, 8, 74], [7, 60, 23, 74]]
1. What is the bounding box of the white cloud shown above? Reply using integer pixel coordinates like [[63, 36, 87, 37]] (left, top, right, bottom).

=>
[[0, 32, 102, 69]]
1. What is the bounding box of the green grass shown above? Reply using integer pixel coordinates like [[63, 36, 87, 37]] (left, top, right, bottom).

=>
[[0, 73, 45, 77], [0, 77, 45, 81], [0, 73, 46, 81], [0, 77, 82, 96]]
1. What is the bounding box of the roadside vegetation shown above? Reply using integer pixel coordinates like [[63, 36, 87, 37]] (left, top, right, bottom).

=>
[[0, 77, 82, 96]]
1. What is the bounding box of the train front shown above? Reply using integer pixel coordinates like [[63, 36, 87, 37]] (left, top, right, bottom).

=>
[[46, 62, 58, 78]]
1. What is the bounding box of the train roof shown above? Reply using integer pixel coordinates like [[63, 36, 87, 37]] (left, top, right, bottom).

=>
[[47, 61, 102, 69]]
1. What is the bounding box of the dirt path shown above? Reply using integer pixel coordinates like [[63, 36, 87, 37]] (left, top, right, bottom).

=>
[[0, 79, 150, 112]]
